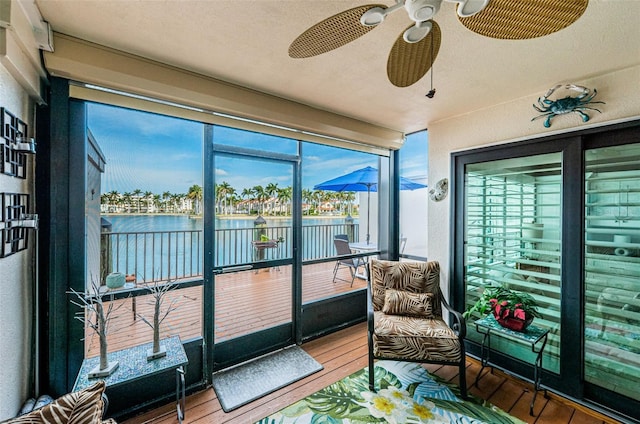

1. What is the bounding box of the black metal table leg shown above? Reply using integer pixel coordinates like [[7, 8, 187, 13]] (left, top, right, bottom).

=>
[[475, 328, 491, 386], [529, 332, 548, 416], [176, 366, 186, 423]]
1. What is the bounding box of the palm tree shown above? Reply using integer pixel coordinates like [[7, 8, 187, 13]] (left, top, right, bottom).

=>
[[278, 186, 292, 215], [187, 184, 203, 215], [241, 188, 253, 214], [311, 190, 325, 215], [265, 183, 279, 215], [213, 183, 221, 214], [132, 189, 142, 213], [333, 192, 340, 213], [319, 190, 333, 214], [162, 191, 171, 212], [122, 192, 133, 213], [302, 189, 313, 215], [226, 186, 236, 214], [252, 185, 267, 215], [170, 193, 182, 213], [153, 194, 161, 212], [218, 181, 233, 215], [100, 193, 109, 211], [228, 192, 240, 214], [144, 191, 153, 212], [344, 191, 356, 215], [107, 190, 120, 212]]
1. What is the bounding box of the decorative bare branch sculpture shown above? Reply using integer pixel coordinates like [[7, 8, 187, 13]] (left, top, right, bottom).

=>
[[136, 279, 179, 360], [69, 280, 124, 378]]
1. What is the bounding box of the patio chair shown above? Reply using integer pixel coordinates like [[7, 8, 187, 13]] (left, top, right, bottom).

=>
[[333, 237, 364, 287], [367, 259, 467, 398]]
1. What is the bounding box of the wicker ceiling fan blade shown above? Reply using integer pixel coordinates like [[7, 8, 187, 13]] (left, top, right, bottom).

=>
[[288, 4, 385, 58], [387, 21, 441, 88], [458, 0, 588, 40]]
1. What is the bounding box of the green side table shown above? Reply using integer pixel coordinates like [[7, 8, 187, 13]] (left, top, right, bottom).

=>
[[474, 315, 549, 416]]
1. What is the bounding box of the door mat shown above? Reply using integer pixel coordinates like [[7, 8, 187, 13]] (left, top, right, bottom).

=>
[[255, 360, 526, 423], [212, 345, 323, 412]]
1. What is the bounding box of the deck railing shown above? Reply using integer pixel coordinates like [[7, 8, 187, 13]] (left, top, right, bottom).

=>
[[101, 223, 359, 283]]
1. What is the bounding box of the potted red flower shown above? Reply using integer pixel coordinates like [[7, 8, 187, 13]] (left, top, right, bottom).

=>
[[464, 284, 542, 332]]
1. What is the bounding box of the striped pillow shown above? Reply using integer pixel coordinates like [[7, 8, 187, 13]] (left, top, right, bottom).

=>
[[7, 381, 107, 424], [382, 289, 434, 318]]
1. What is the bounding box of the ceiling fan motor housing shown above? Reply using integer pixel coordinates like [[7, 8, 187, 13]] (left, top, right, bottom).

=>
[[405, 0, 442, 22]]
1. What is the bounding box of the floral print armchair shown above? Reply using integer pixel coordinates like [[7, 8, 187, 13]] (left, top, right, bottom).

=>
[[367, 260, 467, 398]]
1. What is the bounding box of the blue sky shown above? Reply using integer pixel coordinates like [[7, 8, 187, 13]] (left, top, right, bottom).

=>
[[88, 103, 427, 195]]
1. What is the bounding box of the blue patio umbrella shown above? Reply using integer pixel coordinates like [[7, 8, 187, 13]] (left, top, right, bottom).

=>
[[313, 166, 427, 244]]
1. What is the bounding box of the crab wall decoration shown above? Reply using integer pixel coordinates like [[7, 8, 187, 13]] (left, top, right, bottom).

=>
[[532, 84, 605, 128]]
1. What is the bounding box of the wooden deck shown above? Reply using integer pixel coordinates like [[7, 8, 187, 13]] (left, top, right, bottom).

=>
[[87, 261, 367, 356], [122, 322, 622, 424]]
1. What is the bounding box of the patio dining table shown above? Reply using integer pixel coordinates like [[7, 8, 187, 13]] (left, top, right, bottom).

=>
[[349, 242, 378, 252], [349, 242, 378, 279]]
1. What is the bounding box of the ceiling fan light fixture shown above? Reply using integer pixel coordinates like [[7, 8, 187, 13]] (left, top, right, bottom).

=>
[[415, 5, 436, 20], [405, 0, 441, 21], [453, 0, 490, 17], [403, 21, 433, 43], [360, 6, 387, 26]]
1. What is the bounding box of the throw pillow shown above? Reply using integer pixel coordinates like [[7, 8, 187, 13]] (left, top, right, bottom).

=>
[[370, 260, 429, 311], [6, 381, 106, 424], [382, 289, 434, 317]]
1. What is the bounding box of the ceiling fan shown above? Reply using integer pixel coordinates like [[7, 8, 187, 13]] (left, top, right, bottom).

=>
[[289, 0, 588, 88]]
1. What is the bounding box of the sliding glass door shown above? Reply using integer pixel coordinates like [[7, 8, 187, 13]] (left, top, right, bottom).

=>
[[584, 143, 640, 402], [463, 153, 562, 373], [454, 122, 640, 420]]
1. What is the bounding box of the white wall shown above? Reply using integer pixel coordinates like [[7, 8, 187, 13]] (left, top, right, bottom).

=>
[[357, 188, 428, 256], [0, 1, 47, 418], [399, 189, 428, 257], [427, 65, 640, 301], [0, 62, 36, 420]]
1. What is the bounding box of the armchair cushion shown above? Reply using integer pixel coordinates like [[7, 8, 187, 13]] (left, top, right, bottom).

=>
[[6, 381, 111, 424], [382, 289, 434, 318], [372, 311, 462, 362], [371, 261, 429, 312]]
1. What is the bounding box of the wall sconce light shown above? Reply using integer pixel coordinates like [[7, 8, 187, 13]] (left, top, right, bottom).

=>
[[18, 213, 38, 229], [14, 137, 36, 154]]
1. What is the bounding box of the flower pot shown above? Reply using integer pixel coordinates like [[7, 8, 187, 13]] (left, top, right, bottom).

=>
[[494, 314, 534, 332], [491, 301, 534, 332], [491, 299, 534, 331], [105, 272, 125, 289]]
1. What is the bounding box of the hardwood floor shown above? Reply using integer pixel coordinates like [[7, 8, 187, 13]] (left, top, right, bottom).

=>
[[122, 322, 623, 424]]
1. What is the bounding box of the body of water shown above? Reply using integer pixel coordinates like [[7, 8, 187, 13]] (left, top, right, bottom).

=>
[[102, 214, 361, 281]]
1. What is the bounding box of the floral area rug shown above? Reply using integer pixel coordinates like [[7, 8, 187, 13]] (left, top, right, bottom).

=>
[[255, 360, 525, 424]]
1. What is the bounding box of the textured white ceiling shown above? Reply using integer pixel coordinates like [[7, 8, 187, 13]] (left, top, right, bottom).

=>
[[36, 0, 640, 135]]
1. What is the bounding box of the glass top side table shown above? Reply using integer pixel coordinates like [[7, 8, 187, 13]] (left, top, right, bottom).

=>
[[73, 336, 188, 422], [474, 315, 549, 416]]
